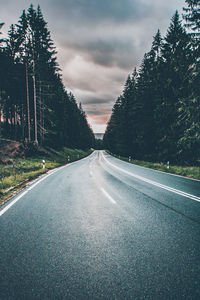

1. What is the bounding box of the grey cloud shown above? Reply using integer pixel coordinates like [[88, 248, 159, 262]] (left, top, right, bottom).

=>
[[50, 0, 184, 73], [83, 99, 111, 105], [76, 93, 116, 106], [86, 110, 108, 116], [48, 0, 152, 26], [59, 37, 138, 69], [78, 39, 136, 69]]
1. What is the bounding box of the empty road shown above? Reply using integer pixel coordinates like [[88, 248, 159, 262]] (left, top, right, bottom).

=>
[[1, 151, 200, 299]]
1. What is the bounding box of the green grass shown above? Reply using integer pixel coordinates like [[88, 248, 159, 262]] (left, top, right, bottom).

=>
[[109, 152, 200, 180], [0, 147, 93, 203]]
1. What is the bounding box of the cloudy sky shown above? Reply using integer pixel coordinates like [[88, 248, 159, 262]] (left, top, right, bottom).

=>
[[1, 0, 186, 133]]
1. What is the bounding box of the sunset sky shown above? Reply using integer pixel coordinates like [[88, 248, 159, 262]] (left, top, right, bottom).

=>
[[1, 0, 186, 133]]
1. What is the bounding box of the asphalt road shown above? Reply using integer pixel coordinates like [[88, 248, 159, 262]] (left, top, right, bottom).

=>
[[1, 150, 200, 300]]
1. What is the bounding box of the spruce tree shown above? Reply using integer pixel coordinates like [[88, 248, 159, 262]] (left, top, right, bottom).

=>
[[104, 96, 123, 154], [135, 30, 163, 160], [158, 11, 193, 162], [183, 0, 200, 36]]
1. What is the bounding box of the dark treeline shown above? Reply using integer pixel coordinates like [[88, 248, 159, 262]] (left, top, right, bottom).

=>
[[104, 1, 200, 165], [0, 5, 95, 150]]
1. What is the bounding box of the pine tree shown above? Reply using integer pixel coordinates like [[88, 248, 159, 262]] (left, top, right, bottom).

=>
[[133, 30, 164, 160], [104, 96, 123, 154], [183, 0, 200, 36], [118, 75, 134, 156], [0, 23, 5, 45], [158, 11, 193, 162], [176, 1, 200, 163]]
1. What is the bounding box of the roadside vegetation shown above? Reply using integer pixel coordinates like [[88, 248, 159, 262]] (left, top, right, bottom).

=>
[[0, 148, 92, 205], [109, 152, 200, 181]]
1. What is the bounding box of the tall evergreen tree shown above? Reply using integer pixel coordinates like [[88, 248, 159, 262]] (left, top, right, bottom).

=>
[[177, 1, 200, 163], [157, 11, 193, 162], [183, 0, 200, 36], [104, 96, 123, 154]]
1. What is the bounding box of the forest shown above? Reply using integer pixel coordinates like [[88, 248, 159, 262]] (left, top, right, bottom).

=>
[[104, 0, 200, 165], [0, 5, 95, 150]]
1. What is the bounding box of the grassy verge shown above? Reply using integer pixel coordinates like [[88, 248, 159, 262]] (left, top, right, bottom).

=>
[[0, 148, 93, 205], [108, 152, 200, 180]]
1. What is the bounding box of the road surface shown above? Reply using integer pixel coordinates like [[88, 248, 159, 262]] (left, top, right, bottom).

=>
[[1, 150, 200, 299]]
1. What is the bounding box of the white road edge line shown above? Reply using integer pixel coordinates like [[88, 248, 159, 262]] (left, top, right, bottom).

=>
[[101, 152, 200, 203], [0, 153, 95, 217], [101, 187, 117, 204], [0, 165, 67, 217]]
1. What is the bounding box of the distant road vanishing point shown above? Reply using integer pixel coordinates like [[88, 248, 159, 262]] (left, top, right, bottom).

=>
[[1, 151, 200, 299]]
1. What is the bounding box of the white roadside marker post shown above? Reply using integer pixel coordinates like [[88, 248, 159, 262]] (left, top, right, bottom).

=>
[[42, 160, 45, 169]]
